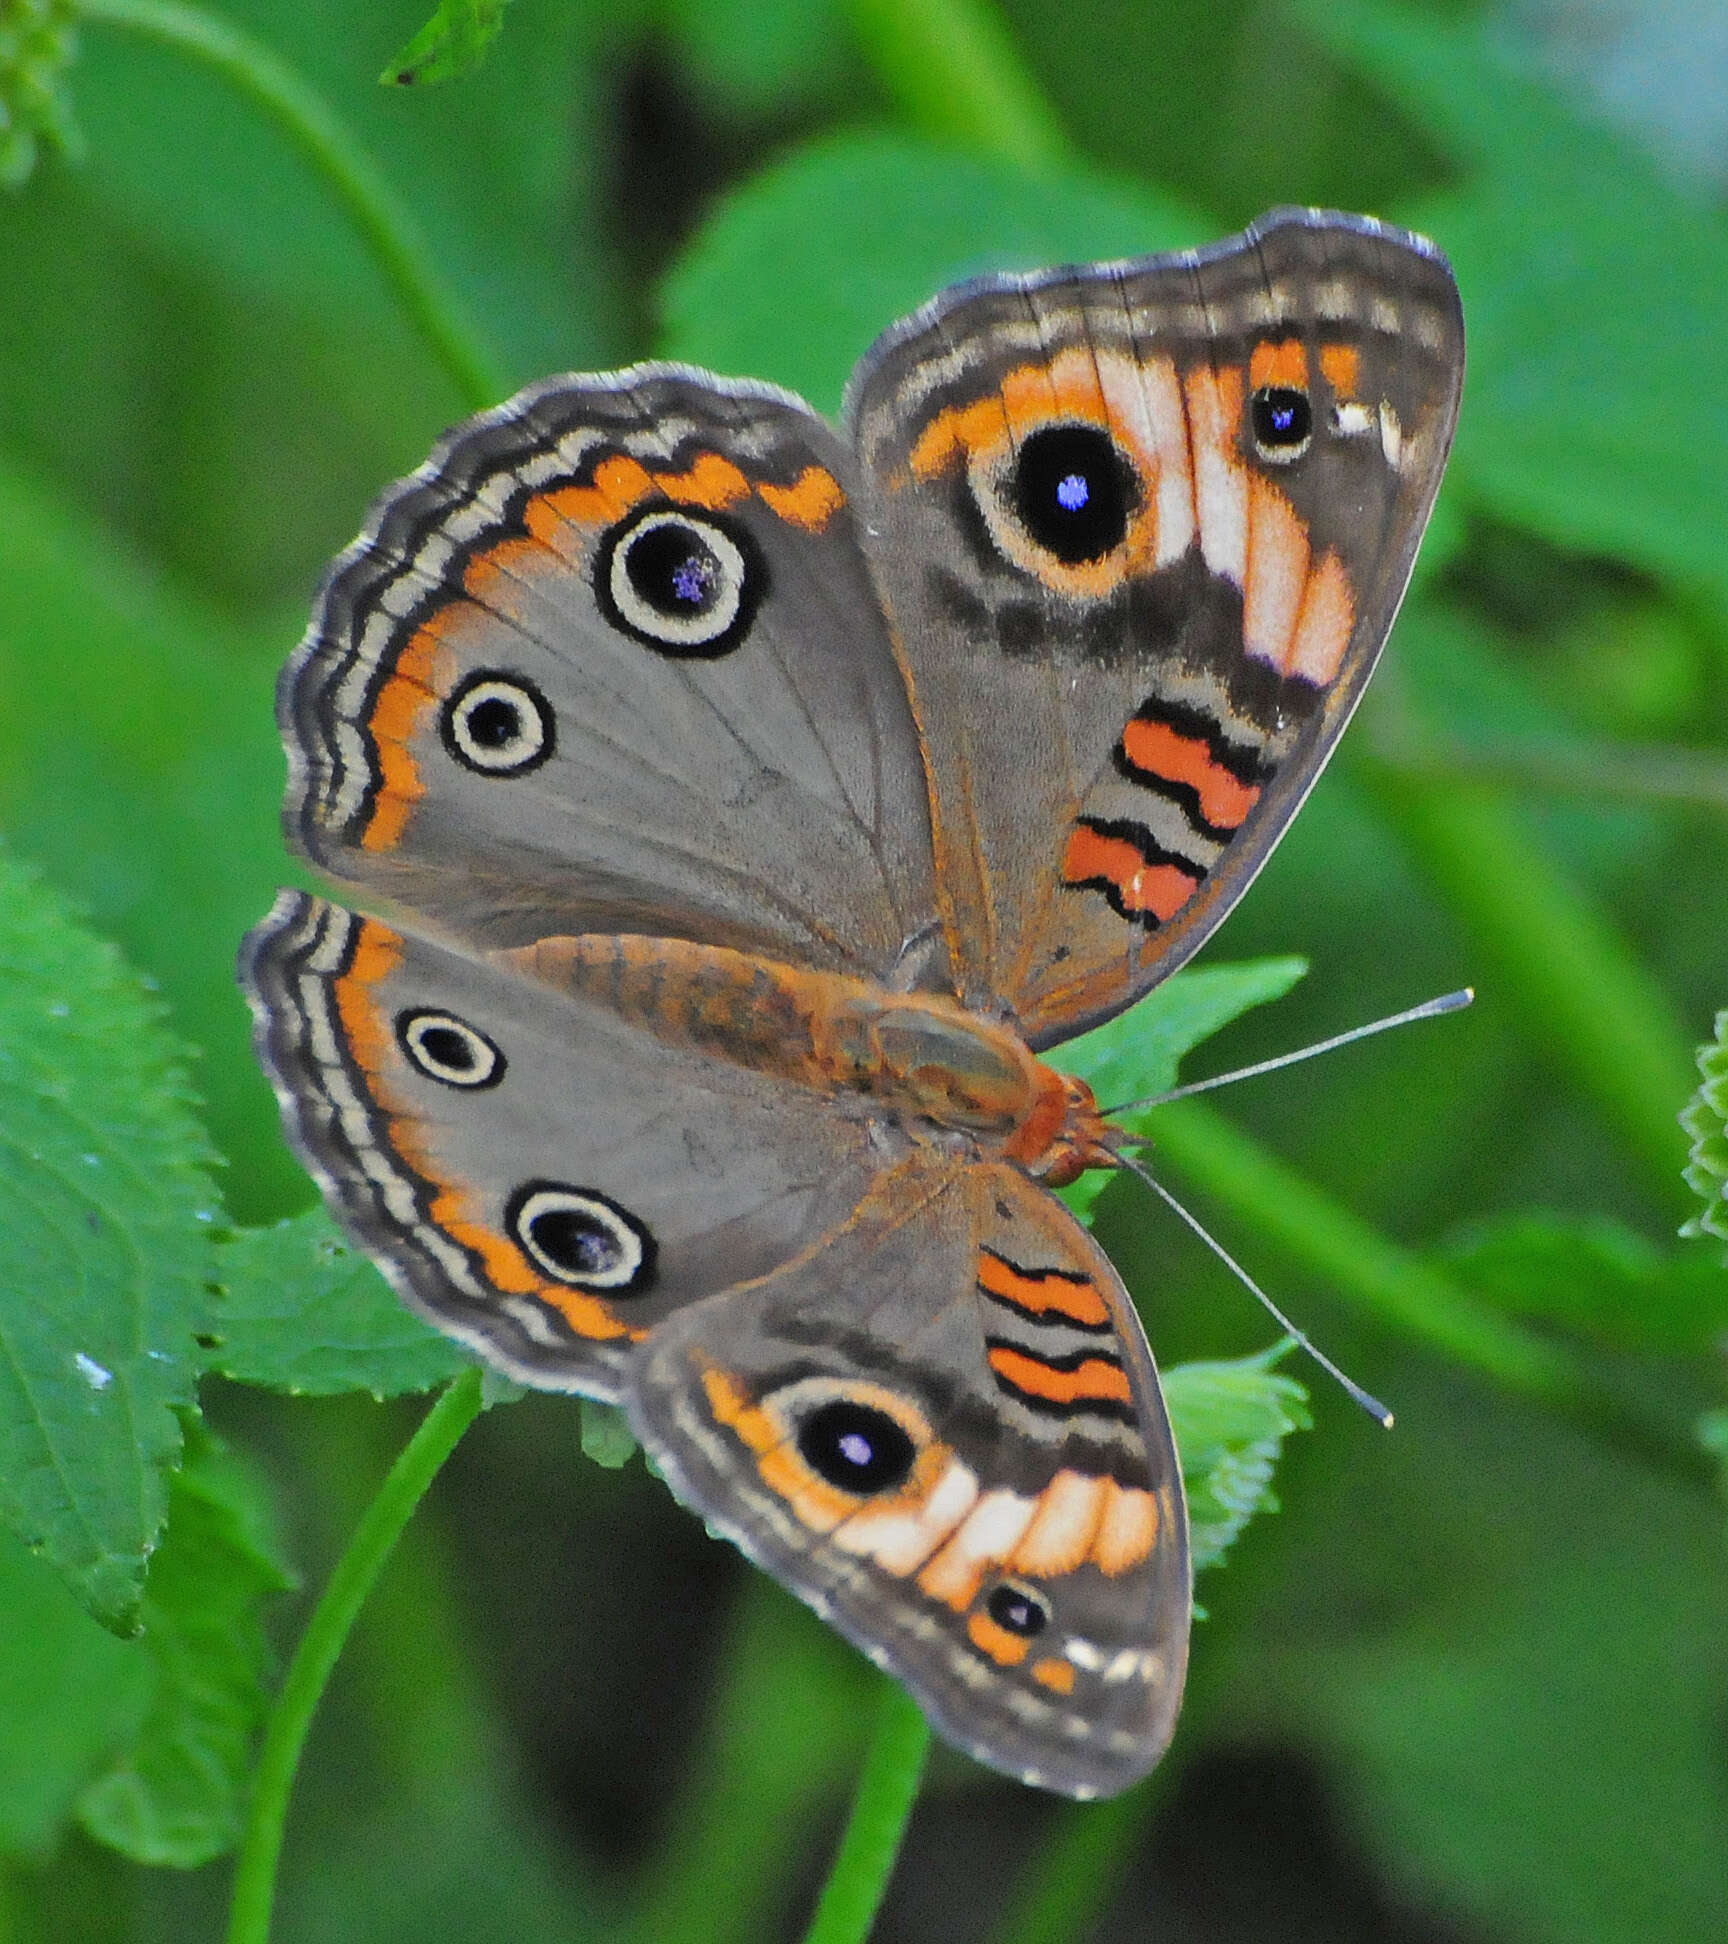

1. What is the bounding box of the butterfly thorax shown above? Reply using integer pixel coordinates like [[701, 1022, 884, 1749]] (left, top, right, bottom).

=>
[[498, 932, 1116, 1183]]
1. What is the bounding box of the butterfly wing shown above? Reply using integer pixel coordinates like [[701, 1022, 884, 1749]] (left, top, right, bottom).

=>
[[628, 1155, 1189, 1796], [848, 208, 1463, 1043], [241, 894, 894, 1398], [284, 368, 942, 983]]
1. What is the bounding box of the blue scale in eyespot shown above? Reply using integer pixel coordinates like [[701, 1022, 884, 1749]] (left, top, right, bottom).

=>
[[1056, 472, 1090, 512]]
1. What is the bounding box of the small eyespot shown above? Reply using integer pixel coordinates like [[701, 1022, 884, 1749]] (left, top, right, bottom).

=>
[[442, 674, 554, 775], [1249, 385, 1313, 460], [395, 1009, 505, 1089], [796, 1398, 917, 1494], [985, 1579, 1051, 1638], [1010, 425, 1134, 564], [507, 1182, 656, 1291], [599, 506, 759, 655]]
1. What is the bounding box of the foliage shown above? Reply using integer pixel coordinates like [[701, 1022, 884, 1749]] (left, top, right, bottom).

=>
[[0, 1, 1724, 1942]]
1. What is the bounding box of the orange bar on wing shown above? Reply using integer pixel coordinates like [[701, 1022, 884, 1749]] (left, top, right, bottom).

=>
[[1119, 718, 1261, 830], [1061, 828, 1197, 923], [977, 1252, 1111, 1328], [1319, 343, 1361, 399], [967, 1608, 1033, 1667], [651, 450, 751, 510], [908, 392, 1013, 479], [987, 1344, 1132, 1409], [362, 607, 456, 851], [539, 453, 655, 529], [758, 464, 846, 531], [1250, 338, 1309, 390]]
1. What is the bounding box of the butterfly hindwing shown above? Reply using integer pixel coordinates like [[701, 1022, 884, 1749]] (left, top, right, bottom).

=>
[[241, 894, 891, 1397], [628, 1155, 1189, 1797]]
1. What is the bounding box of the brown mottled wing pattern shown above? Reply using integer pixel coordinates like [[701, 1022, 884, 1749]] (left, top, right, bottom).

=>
[[629, 1156, 1189, 1797], [282, 366, 941, 984], [847, 209, 1464, 1045]]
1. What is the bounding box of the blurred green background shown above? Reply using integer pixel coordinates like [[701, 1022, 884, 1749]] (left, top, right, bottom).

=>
[[1, 0, 1725, 1939]]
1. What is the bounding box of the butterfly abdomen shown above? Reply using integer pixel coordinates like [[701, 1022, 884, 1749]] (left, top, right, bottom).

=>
[[495, 932, 1109, 1169]]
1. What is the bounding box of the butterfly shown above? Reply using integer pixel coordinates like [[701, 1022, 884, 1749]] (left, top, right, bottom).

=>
[[242, 209, 1463, 1797]]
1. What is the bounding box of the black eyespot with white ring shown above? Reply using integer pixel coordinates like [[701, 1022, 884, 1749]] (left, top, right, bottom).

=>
[[1249, 385, 1313, 461], [395, 1009, 506, 1090], [596, 505, 763, 657], [441, 672, 555, 776], [985, 1578, 1052, 1638], [506, 1181, 657, 1292]]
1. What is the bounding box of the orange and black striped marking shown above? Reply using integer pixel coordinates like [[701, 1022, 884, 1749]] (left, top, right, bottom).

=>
[[985, 1338, 1135, 1423], [977, 1248, 1114, 1333], [1061, 818, 1203, 929], [1112, 697, 1272, 843]]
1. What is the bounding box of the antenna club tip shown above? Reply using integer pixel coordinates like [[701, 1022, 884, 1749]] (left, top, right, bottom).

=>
[[1377, 1408, 1396, 1429]]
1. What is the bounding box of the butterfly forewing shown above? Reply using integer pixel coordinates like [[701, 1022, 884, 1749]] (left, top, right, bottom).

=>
[[283, 370, 942, 983], [848, 209, 1463, 1044]]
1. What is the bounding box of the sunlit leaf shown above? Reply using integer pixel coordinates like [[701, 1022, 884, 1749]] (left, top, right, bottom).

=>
[[382, 0, 512, 88], [1165, 1353, 1311, 1577]]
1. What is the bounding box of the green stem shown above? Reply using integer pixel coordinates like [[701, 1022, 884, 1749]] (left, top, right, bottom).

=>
[[80, 0, 504, 412], [224, 1367, 485, 1944], [1356, 755, 1696, 1210], [841, 0, 1071, 167], [800, 1678, 931, 1944]]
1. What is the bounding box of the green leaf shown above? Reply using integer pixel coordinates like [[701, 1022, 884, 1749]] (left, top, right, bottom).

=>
[[0, 853, 218, 1632], [1053, 956, 1307, 1221], [381, 0, 512, 88], [206, 1209, 474, 1398], [579, 1399, 638, 1470], [1442, 1212, 1728, 1353], [1680, 1010, 1728, 1253], [1299, 0, 1728, 608], [77, 1418, 293, 1867], [0, 1525, 149, 1856], [1164, 1353, 1312, 1577], [658, 129, 1205, 414]]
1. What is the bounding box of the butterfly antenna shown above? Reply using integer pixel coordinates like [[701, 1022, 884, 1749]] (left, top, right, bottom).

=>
[[1112, 1145, 1394, 1426], [1102, 988, 1472, 1119]]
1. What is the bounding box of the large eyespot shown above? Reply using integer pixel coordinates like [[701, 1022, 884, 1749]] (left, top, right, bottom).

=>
[[442, 673, 554, 775], [598, 506, 760, 656], [507, 1182, 656, 1291], [1011, 424, 1135, 564], [1249, 385, 1313, 460], [795, 1398, 917, 1494], [395, 1009, 505, 1089], [985, 1579, 1051, 1638]]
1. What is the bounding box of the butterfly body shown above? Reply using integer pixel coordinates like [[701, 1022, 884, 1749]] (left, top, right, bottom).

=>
[[244, 209, 1462, 1795]]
